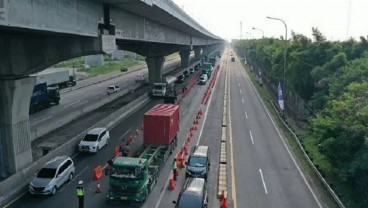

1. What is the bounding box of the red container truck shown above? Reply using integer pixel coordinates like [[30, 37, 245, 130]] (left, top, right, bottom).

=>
[[143, 104, 180, 145], [107, 104, 180, 203]]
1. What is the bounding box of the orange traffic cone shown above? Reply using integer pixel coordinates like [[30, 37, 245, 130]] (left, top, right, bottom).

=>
[[219, 190, 228, 208], [96, 182, 102, 193], [168, 175, 176, 190]]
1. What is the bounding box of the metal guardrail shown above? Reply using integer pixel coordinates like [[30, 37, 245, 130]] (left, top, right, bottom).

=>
[[269, 101, 345, 208], [240, 56, 345, 208]]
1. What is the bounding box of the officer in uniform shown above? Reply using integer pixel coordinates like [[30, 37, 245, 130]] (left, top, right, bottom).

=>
[[76, 180, 84, 208], [172, 158, 178, 181]]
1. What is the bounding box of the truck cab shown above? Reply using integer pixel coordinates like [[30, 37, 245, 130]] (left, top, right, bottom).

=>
[[107, 157, 158, 203], [152, 83, 167, 97]]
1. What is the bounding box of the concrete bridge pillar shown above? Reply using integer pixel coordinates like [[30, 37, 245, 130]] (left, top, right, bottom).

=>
[[146, 56, 165, 85], [0, 77, 35, 177], [194, 47, 202, 60], [179, 50, 190, 68]]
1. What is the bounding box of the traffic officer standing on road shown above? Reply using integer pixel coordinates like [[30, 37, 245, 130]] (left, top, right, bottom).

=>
[[76, 180, 84, 208], [172, 158, 178, 181]]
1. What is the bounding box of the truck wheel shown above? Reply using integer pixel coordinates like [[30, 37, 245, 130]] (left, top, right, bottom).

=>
[[55, 100, 60, 105]]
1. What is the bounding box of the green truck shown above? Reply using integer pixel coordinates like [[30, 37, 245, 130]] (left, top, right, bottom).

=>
[[107, 104, 180, 203], [202, 62, 213, 78]]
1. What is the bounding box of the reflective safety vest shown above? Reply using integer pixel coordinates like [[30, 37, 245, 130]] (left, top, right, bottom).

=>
[[172, 161, 177, 169], [76, 187, 84, 196]]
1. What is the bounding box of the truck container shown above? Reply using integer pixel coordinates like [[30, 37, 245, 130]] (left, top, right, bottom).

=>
[[31, 69, 76, 89], [107, 104, 179, 203], [144, 104, 180, 145], [30, 83, 60, 114]]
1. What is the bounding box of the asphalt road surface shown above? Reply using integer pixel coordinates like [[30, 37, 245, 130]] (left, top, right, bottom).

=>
[[29, 57, 184, 131], [8, 65, 216, 208], [225, 49, 323, 208]]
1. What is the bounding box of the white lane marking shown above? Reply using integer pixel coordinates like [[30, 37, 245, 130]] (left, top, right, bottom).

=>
[[245, 68, 323, 208], [183, 108, 188, 115], [59, 166, 89, 192], [245, 111, 248, 119], [240, 89, 242, 94], [242, 98, 244, 103], [259, 169, 268, 194], [122, 128, 132, 138], [63, 100, 81, 108], [249, 131, 255, 145], [72, 100, 88, 108], [32, 115, 52, 125], [155, 60, 221, 208]]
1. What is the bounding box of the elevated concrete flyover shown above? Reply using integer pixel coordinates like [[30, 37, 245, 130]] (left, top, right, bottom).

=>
[[0, 0, 223, 177]]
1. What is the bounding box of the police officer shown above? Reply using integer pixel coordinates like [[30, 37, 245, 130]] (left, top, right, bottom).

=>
[[121, 142, 131, 157], [172, 158, 178, 181], [76, 180, 84, 208]]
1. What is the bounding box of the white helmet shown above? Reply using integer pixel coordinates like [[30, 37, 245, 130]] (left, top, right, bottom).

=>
[[78, 180, 83, 185]]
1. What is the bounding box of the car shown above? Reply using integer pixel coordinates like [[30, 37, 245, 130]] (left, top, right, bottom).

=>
[[120, 67, 128, 72], [183, 70, 190, 78], [194, 64, 200, 71], [173, 177, 209, 208], [189, 68, 195, 74], [135, 74, 145, 83], [176, 75, 185, 84], [199, 75, 208, 85], [29, 156, 75, 195], [107, 85, 120, 95], [231, 57, 235, 62], [185, 146, 210, 179], [78, 127, 110, 153]]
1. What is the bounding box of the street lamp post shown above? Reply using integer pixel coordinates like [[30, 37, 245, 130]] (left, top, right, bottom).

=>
[[252, 27, 264, 38], [266, 16, 288, 86]]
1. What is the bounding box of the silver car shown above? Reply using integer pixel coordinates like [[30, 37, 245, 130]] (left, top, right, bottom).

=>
[[29, 156, 75, 195]]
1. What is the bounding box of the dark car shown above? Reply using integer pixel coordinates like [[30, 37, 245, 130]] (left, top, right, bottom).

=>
[[183, 70, 190, 78], [189, 68, 195, 74], [176, 75, 185, 84], [173, 178, 208, 208], [186, 146, 210, 179], [120, 67, 128, 72], [194, 64, 200, 71]]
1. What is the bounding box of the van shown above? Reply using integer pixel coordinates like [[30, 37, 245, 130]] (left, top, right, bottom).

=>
[[173, 177, 208, 208], [78, 127, 110, 154], [186, 146, 210, 179], [29, 156, 75, 195]]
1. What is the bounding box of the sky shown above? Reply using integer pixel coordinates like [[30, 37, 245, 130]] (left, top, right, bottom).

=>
[[172, 0, 368, 41]]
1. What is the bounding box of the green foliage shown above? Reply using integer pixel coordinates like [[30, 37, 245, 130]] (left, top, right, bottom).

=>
[[233, 28, 368, 207]]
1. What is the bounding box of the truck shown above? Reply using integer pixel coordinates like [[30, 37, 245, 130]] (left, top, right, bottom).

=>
[[151, 76, 178, 98], [202, 62, 213, 78], [29, 83, 60, 114], [31, 69, 76, 89], [107, 104, 179, 203]]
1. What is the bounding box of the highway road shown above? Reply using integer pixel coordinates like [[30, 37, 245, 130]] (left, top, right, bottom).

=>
[[29, 56, 186, 136], [7, 62, 216, 208], [225, 49, 323, 208]]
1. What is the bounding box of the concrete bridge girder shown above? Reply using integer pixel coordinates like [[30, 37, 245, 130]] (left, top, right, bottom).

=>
[[111, 6, 193, 45], [0, 32, 102, 77]]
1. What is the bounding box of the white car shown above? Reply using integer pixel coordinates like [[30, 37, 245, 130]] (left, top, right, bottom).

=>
[[199, 74, 208, 85], [107, 85, 120, 95], [78, 128, 110, 153]]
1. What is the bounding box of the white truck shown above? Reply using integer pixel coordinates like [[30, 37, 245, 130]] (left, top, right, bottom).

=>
[[151, 76, 177, 98], [31, 69, 76, 88]]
